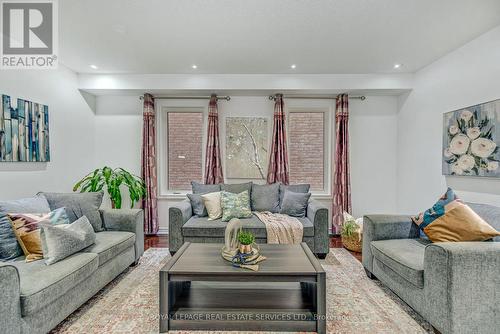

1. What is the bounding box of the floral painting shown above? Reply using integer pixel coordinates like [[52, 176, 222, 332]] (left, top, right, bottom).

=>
[[226, 117, 268, 179], [443, 99, 500, 177]]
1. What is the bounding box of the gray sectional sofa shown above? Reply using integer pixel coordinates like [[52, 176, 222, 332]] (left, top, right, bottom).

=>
[[169, 182, 330, 258], [362, 203, 500, 334], [0, 208, 144, 334]]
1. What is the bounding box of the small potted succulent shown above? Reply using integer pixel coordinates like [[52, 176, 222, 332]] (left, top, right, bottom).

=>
[[238, 231, 255, 254]]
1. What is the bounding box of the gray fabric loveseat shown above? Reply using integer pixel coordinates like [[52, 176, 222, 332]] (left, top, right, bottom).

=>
[[362, 203, 500, 334], [169, 182, 329, 258], [0, 195, 144, 334]]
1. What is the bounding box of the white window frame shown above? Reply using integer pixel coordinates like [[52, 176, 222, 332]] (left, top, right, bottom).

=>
[[157, 99, 207, 198], [286, 99, 333, 198]]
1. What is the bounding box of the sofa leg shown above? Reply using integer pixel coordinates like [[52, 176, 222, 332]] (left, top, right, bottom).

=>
[[316, 253, 328, 259], [365, 268, 376, 279], [170, 250, 176, 256], [130, 259, 140, 267]]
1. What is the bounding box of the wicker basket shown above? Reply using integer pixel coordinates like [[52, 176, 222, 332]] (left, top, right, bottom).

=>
[[342, 230, 362, 253]]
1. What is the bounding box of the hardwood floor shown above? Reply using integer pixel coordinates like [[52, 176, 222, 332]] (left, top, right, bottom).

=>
[[145, 235, 362, 262]]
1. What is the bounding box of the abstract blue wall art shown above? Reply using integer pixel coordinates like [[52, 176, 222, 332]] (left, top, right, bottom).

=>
[[0, 95, 50, 162], [443, 99, 499, 177]]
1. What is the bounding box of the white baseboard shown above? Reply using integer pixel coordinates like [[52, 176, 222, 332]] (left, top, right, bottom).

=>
[[157, 228, 168, 235]]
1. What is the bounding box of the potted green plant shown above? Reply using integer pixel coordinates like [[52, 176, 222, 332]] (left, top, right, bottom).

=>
[[341, 214, 362, 253], [73, 166, 146, 209], [238, 231, 255, 254]]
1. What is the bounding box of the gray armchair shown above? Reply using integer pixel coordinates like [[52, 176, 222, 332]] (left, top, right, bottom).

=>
[[362, 203, 500, 334], [169, 198, 329, 258]]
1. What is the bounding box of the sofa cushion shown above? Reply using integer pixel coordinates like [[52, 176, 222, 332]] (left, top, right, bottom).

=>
[[279, 184, 310, 206], [9, 208, 70, 262], [468, 203, 500, 242], [40, 216, 96, 265], [11, 252, 98, 316], [370, 239, 429, 288], [41, 191, 104, 232], [182, 214, 314, 238], [251, 183, 280, 213], [191, 181, 221, 194], [222, 182, 252, 195], [0, 196, 51, 261], [186, 193, 208, 217], [82, 231, 135, 266], [221, 191, 252, 222], [280, 190, 311, 218]]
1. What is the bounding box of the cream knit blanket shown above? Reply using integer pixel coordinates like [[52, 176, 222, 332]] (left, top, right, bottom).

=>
[[254, 212, 303, 244]]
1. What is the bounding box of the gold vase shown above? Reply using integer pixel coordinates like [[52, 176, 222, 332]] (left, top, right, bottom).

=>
[[239, 244, 252, 254]]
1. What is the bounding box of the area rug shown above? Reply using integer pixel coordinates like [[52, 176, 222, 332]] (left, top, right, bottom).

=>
[[51, 248, 434, 334]]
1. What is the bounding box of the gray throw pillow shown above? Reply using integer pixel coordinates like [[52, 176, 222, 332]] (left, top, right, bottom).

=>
[[251, 183, 280, 213], [0, 196, 51, 261], [279, 184, 310, 207], [186, 193, 208, 217], [40, 192, 104, 232], [40, 216, 96, 265], [280, 190, 311, 218], [191, 181, 221, 194], [222, 182, 252, 195]]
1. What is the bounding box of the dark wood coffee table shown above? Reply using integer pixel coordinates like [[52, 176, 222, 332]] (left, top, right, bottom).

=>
[[159, 242, 326, 333]]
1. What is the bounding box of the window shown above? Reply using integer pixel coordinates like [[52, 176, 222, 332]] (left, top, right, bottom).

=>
[[288, 111, 326, 191], [166, 111, 204, 191]]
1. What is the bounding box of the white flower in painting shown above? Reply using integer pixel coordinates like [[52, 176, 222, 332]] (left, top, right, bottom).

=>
[[448, 125, 459, 135], [466, 127, 481, 140], [460, 110, 473, 122], [444, 148, 453, 158], [457, 154, 475, 171], [487, 161, 499, 172], [470, 138, 497, 158], [449, 134, 470, 155], [451, 162, 464, 175]]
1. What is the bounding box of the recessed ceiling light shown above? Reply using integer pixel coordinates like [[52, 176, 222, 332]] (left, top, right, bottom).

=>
[[290, 64, 297, 69], [89, 64, 98, 69], [393, 63, 402, 69], [191, 64, 197, 69]]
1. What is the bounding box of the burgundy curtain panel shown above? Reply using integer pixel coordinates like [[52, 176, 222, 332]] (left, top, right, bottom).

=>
[[267, 94, 290, 184], [141, 93, 159, 235], [332, 94, 352, 233], [204, 95, 224, 184]]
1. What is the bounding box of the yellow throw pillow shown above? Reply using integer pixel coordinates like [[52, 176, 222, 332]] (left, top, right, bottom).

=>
[[423, 202, 500, 242], [8, 208, 69, 262], [201, 192, 222, 220]]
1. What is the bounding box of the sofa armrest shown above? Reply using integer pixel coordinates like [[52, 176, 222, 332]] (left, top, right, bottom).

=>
[[362, 214, 415, 273], [0, 263, 21, 334], [100, 209, 144, 262], [169, 199, 193, 253], [424, 242, 500, 333], [307, 199, 329, 255]]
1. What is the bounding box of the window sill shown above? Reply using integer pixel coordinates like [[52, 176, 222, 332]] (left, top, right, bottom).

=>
[[158, 193, 189, 200]]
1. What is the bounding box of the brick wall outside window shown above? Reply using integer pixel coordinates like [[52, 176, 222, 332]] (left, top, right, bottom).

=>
[[288, 112, 325, 191], [167, 112, 203, 190]]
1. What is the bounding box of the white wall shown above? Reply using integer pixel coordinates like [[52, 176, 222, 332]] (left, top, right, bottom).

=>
[[397, 25, 500, 213], [95, 95, 399, 232], [0, 66, 96, 199], [350, 96, 398, 216]]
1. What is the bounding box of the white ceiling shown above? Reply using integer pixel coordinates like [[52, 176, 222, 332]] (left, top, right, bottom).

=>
[[60, 0, 500, 74]]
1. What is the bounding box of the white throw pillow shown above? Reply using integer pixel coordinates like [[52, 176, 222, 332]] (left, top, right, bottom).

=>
[[201, 191, 222, 220]]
